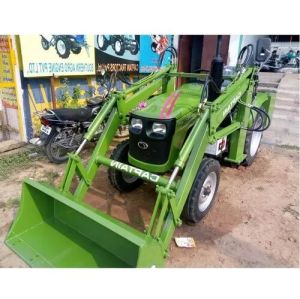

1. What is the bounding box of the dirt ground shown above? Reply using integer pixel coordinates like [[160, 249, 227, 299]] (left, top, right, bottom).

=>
[[0, 143, 299, 267]]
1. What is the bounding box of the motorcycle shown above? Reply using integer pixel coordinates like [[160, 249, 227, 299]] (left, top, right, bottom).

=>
[[32, 71, 116, 164], [261, 49, 283, 72], [35, 96, 105, 163], [261, 49, 300, 72]]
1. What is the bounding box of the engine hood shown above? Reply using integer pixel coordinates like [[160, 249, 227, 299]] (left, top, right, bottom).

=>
[[132, 83, 203, 120]]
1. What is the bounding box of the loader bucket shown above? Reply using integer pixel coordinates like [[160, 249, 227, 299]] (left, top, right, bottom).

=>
[[5, 179, 165, 268]]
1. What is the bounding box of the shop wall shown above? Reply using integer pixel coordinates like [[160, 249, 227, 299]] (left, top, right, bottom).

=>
[[0, 35, 25, 142], [20, 73, 140, 139], [17, 35, 176, 141], [227, 35, 268, 67]]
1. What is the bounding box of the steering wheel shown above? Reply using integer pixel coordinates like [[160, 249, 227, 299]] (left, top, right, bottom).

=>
[[237, 44, 254, 70]]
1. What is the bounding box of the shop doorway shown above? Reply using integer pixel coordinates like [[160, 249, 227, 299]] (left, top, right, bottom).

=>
[[177, 35, 230, 86]]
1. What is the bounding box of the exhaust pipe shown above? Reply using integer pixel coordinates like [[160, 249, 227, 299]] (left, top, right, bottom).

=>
[[208, 35, 224, 101]]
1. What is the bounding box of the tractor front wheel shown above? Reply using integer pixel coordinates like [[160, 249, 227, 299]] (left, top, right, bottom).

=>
[[41, 37, 50, 50], [114, 38, 125, 56], [71, 47, 81, 54], [97, 35, 108, 51], [182, 158, 220, 223], [108, 140, 143, 192]]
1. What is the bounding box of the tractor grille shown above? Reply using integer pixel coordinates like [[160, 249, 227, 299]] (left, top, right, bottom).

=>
[[128, 115, 175, 165]]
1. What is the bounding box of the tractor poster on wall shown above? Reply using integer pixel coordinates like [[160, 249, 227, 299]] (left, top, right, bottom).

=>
[[95, 35, 140, 73], [20, 35, 96, 77]]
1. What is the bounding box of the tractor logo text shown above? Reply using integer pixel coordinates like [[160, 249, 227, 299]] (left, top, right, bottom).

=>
[[110, 160, 160, 183], [222, 92, 242, 117]]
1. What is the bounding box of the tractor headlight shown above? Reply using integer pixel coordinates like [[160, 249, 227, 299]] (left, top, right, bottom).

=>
[[131, 118, 143, 133], [152, 123, 166, 136]]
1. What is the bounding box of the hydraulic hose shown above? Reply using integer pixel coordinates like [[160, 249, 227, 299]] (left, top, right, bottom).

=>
[[247, 106, 271, 132], [157, 46, 178, 68], [238, 99, 271, 132], [236, 44, 254, 71]]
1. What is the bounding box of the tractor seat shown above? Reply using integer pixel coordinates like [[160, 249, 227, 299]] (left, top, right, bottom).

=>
[[51, 108, 93, 122], [86, 96, 105, 107]]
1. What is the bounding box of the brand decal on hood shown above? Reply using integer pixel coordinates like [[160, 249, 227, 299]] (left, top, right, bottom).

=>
[[159, 91, 180, 119]]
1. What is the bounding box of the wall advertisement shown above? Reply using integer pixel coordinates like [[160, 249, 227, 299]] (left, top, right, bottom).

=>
[[20, 35, 96, 77], [139, 35, 173, 73], [95, 35, 140, 73]]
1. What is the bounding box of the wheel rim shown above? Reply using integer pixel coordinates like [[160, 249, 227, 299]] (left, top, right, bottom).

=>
[[115, 40, 121, 52], [250, 131, 262, 157], [42, 40, 48, 48], [98, 35, 104, 48], [50, 133, 68, 160], [57, 40, 66, 55], [198, 172, 217, 212], [122, 172, 138, 184]]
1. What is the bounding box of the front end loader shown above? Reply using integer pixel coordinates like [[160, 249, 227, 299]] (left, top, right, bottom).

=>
[[5, 37, 275, 267]]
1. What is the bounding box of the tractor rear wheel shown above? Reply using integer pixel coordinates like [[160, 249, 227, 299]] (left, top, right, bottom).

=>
[[130, 39, 139, 55], [182, 158, 220, 223], [55, 37, 70, 59], [243, 113, 263, 166], [108, 140, 143, 192]]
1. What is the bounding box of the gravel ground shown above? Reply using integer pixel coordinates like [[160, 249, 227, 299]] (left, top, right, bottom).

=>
[[0, 144, 299, 267]]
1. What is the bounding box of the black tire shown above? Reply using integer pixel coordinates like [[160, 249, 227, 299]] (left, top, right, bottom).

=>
[[71, 47, 81, 54], [130, 40, 139, 55], [114, 38, 125, 56], [45, 131, 71, 164], [243, 114, 263, 166], [108, 140, 143, 192], [151, 42, 157, 53], [41, 37, 50, 50], [182, 158, 221, 223], [55, 37, 70, 59], [97, 35, 108, 51]]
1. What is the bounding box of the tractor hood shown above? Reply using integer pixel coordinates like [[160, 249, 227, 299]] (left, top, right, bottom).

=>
[[132, 83, 203, 120]]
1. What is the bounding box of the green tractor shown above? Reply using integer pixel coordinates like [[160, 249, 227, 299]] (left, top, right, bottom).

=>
[[5, 37, 274, 267]]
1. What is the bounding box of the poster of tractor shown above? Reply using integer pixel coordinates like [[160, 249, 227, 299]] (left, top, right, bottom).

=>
[[95, 35, 140, 73], [20, 35, 95, 77]]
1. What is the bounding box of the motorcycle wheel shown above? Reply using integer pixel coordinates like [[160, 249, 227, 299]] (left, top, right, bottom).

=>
[[45, 130, 82, 164]]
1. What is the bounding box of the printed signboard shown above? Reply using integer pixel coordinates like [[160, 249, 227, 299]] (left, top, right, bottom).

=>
[[20, 35, 95, 77], [95, 35, 139, 73], [139, 35, 173, 73], [0, 35, 14, 84], [0, 35, 17, 108]]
